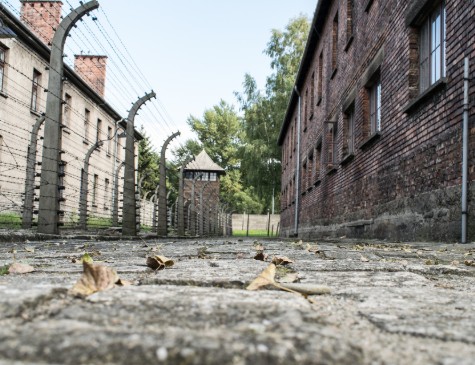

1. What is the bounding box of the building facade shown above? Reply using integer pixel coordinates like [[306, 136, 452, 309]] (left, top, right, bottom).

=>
[[279, 0, 475, 241], [0, 0, 141, 228]]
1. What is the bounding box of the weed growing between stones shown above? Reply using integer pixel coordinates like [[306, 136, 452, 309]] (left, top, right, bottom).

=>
[[0, 265, 9, 275]]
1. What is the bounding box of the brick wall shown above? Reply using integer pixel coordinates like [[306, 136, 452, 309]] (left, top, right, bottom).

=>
[[280, 0, 475, 241]]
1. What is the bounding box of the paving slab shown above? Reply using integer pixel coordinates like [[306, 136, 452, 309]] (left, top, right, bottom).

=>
[[0, 237, 474, 364]]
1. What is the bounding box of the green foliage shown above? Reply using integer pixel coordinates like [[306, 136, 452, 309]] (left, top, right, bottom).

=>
[[172, 16, 310, 214], [0, 213, 22, 228], [187, 100, 241, 170], [236, 15, 310, 211], [138, 127, 160, 195], [0, 265, 9, 276], [172, 139, 202, 165], [232, 229, 276, 237]]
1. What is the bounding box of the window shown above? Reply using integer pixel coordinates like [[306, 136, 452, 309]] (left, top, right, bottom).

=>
[[332, 13, 339, 74], [209, 172, 217, 181], [304, 88, 308, 130], [104, 178, 110, 209], [314, 141, 322, 182], [346, 0, 354, 42], [317, 52, 323, 103], [369, 75, 382, 134], [0, 47, 5, 92], [310, 72, 315, 116], [84, 109, 90, 142], [343, 104, 355, 157], [419, 1, 446, 92], [326, 122, 338, 168], [107, 126, 112, 155], [96, 119, 102, 143], [31, 69, 41, 112], [307, 151, 313, 188], [63, 94, 71, 128], [0, 135, 3, 165], [302, 160, 308, 191], [92, 174, 98, 207]]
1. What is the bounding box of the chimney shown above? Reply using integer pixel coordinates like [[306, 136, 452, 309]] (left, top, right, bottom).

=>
[[74, 55, 108, 98], [20, 1, 63, 46]]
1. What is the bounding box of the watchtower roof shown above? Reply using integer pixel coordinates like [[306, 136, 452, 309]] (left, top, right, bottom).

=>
[[185, 150, 225, 173]]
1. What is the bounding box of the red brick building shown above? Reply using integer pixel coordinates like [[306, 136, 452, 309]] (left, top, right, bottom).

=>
[[278, 0, 475, 241]]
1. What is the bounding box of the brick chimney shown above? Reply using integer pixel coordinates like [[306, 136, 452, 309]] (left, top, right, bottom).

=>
[[20, 1, 63, 46], [74, 55, 108, 98]]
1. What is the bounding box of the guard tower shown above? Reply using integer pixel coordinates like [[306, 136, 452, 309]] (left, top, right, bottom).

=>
[[183, 150, 225, 234]]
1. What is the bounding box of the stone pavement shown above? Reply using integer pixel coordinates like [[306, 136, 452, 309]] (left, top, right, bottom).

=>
[[0, 236, 474, 365]]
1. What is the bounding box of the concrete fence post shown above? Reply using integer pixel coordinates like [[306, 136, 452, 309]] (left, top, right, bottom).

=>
[[22, 115, 45, 228], [112, 161, 125, 227], [38, 1, 100, 234], [157, 131, 180, 236], [79, 140, 103, 230], [122, 91, 156, 236]]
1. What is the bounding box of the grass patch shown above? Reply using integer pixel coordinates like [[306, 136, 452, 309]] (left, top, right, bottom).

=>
[[87, 216, 112, 228], [233, 229, 277, 238], [0, 265, 9, 275], [0, 213, 22, 228]]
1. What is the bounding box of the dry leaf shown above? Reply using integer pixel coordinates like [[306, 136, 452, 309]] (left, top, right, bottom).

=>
[[360, 255, 370, 262], [246, 264, 276, 290], [306, 244, 320, 253], [70, 261, 119, 297], [272, 256, 294, 266], [464, 260, 475, 267], [8, 263, 35, 274], [24, 246, 35, 253], [279, 272, 299, 283], [254, 251, 267, 261], [279, 283, 331, 295], [146, 257, 165, 271], [255, 245, 264, 251], [451, 260, 460, 266], [116, 278, 132, 286], [154, 255, 174, 267]]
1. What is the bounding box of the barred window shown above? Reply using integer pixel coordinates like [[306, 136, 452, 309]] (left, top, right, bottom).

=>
[[419, 1, 446, 92], [0, 47, 5, 92], [31, 69, 41, 112]]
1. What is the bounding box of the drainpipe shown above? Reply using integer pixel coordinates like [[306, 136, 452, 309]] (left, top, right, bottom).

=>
[[461, 57, 469, 244], [294, 86, 301, 237]]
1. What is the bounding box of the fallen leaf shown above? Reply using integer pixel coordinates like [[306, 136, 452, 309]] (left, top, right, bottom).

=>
[[279, 283, 331, 295], [306, 244, 320, 253], [464, 260, 475, 267], [451, 260, 460, 266], [246, 264, 276, 290], [425, 259, 437, 265], [146, 257, 165, 271], [279, 272, 299, 283], [360, 255, 370, 262], [255, 245, 264, 251], [70, 262, 119, 297], [8, 263, 35, 274], [272, 256, 294, 266], [115, 278, 132, 286], [24, 246, 35, 253], [81, 253, 94, 264], [254, 251, 267, 261]]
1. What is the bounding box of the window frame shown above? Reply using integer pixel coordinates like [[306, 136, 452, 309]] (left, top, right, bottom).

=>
[[368, 73, 382, 135], [419, 1, 446, 93], [0, 46, 6, 93], [31, 69, 41, 112], [343, 103, 355, 158], [84, 108, 91, 143]]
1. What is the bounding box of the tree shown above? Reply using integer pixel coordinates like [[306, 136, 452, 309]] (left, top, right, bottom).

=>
[[138, 127, 160, 195], [236, 15, 310, 212], [187, 100, 241, 170]]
